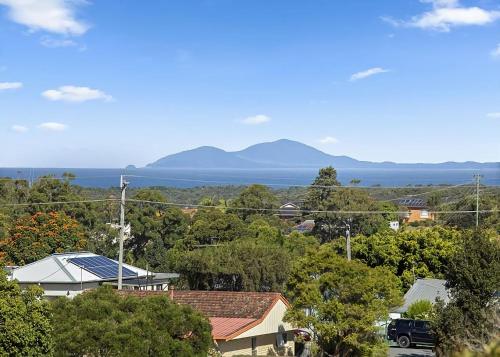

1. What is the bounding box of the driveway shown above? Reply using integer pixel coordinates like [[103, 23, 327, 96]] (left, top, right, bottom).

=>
[[389, 346, 435, 357]]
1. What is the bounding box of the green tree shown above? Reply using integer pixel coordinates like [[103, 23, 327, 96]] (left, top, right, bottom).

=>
[[229, 184, 278, 220], [51, 286, 212, 357], [304, 166, 340, 210], [245, 218, 282, 244], [0, 271, 53, 356], [432, 230, 500, 356], [338, 226, 461, 289], [0, 211, 86, 265], [189, 209, 246, 245], [27, 174, 103, 232], [405, 300, 433, 320], [175, 239, 290, 292], [285, 244, 402, 356], [305, 167, 397, 243], [126, 189, 189, 267], [282, 231, 320, 258]]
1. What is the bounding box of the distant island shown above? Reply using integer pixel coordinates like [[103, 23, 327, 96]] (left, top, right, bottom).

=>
[[146, 139, 499, 170]]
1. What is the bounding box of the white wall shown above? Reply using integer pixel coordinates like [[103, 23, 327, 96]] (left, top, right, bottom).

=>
[[237, 299, 294, 339]]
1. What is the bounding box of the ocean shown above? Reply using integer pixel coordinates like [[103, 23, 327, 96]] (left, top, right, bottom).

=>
[[1, 167, 499, 189]]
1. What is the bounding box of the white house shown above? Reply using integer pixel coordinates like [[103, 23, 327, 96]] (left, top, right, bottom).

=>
[[278, 202, 300, 219], [8, 252, 178, 298]]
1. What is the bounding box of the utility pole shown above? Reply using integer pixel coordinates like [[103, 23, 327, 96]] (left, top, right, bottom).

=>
[[345, 218, 351, 261], [118, 175, 128, 290], [473, 174, 482, 228]]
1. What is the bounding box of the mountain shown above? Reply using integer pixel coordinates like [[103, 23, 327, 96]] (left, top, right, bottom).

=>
[[234, 139, 366, 168], [147, 146, 264, 168], [146, 139, 499, 169]]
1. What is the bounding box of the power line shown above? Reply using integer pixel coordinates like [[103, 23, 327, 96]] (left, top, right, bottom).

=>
[[0, 196, 496, 215], [378, 182, 475, 202], [123, 174, 491, 190], [0, 175, 120, 182], [126, 198, 498, 215], [0, 198, 118, 208]]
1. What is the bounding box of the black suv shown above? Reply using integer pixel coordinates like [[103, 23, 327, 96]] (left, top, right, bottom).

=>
[[387, 318, 435, 348]]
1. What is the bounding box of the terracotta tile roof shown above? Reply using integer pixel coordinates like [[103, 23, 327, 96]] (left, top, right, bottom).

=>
[[209, 317, 256, 339], [119, 290, 289, 340], [171, 290, 284, 319]]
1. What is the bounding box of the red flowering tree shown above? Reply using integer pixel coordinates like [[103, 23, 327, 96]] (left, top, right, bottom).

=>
[[0, 211, 86, 265]]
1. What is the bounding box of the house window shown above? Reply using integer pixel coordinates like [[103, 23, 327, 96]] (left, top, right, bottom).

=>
[[420, 210, 429, 218], [251, 337, 257, 356]]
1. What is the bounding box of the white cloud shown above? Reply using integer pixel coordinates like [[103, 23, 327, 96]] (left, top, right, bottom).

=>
[[0, 0, 89, 35], [383, 0, 500, 32], [491, 44, 500, 58], [0, 82, 22, 90], [486, 112, 500, 118], [350, 67, 390, 81], [319, 136, 339, 144], [40, 36, 77, 48], [11, 124, 28, 132], [38, 122, 67, 131], [42, 85, 113, 102], [241, 114, 271, 125]]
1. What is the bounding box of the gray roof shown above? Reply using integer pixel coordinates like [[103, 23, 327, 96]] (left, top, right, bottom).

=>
[[393, 278, 450, 313], [10, 252, 149, 284]]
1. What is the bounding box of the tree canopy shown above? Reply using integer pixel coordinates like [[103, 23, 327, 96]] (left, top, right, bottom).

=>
[[335, 226, 461, 289], [0, 211, 86, 265], [229, 184, 279, 220], [432, 230, 500, 356], [0, 271, 53, 356], [51, 287, 213, 357], [285, 244, 402, 356], [174, 239, 291, 292]]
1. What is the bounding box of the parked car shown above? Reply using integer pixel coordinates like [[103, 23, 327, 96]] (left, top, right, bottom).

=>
[[387, 318, 435, 348]]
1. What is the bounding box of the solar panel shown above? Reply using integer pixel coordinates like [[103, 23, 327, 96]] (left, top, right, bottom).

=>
[[68, 256, 138, 279]]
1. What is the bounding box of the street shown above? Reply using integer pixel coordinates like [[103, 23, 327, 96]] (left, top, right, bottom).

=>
[[389, 346, 435, 357]]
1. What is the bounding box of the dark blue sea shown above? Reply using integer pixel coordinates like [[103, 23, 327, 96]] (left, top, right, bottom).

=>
[[1, 167, 499, 188]]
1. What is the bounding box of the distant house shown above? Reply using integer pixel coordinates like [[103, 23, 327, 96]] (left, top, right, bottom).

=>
[[398, 198, 435, 223], [390, 278, 449, 319], [8, 252, 178, 298], [125, 290, 295, 357], [294, 219, 315, 233], [279, 202, 300, 219]]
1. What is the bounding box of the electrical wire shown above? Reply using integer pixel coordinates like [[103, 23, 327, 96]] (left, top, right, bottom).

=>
[[0, 175, 120, 182], [0, 198, 118, 208], [126, 198, 498, 215], [0, 195, 495, 215], [123, 174, 490, 190], [378, 182, 475, 202]]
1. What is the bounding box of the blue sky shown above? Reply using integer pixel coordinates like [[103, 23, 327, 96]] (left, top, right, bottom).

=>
[[0, 0, 499, 167]]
